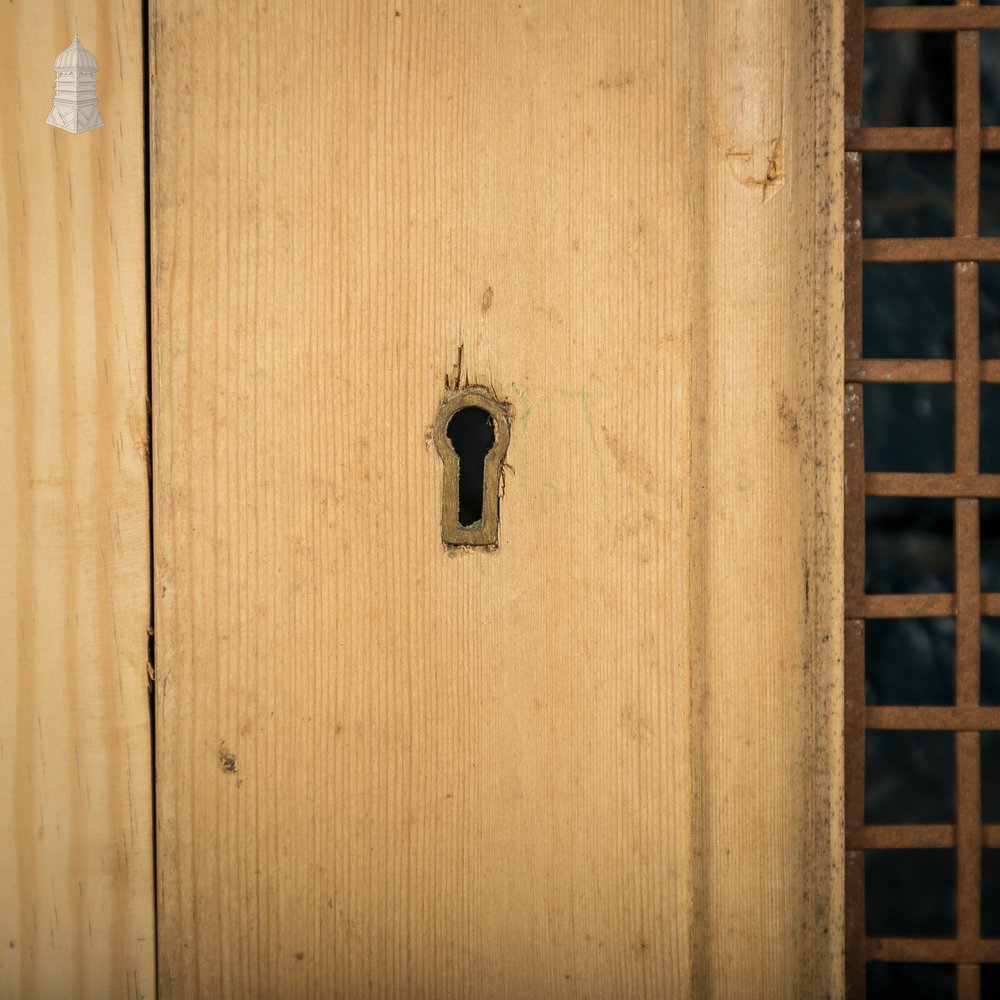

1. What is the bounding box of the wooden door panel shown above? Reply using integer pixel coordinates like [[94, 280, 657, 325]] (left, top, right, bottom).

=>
[[152, 2, 843, 996]]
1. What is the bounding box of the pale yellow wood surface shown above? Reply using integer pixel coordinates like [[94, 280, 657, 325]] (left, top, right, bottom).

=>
[[152, 1, 843, 997], [0, 3, 154, 999]]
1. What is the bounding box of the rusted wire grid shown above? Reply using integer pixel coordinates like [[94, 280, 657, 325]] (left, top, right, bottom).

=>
[[844, 0, 997, 996]]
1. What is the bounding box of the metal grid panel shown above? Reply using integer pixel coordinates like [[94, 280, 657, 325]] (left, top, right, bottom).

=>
[[846, 3, 1000, 996]]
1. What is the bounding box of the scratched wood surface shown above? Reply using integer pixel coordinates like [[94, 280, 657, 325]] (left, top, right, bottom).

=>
[[0, 2, 153, 999], [152, 1, 844, 996]]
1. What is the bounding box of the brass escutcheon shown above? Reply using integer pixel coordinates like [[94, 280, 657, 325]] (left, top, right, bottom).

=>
[[433, 387, 511, 547]]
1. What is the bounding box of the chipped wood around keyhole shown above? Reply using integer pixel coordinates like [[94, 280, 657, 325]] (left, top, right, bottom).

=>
[[434, 387, 510, 547]]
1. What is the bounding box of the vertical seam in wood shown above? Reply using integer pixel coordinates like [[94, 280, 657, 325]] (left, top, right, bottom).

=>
[[144, 0, 158, 994]]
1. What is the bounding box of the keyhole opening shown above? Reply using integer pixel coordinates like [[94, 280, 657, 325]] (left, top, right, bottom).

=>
[[446, 406, 495, 527]]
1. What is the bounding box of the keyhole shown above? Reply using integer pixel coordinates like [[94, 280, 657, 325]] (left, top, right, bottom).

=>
[[433, 386, 510, 547], [446, 406, 495, 526]]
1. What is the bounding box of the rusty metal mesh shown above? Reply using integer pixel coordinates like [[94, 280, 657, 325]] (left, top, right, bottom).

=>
[[846, 3, 1000, 997]]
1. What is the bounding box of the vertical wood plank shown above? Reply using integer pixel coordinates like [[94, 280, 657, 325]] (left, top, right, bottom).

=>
[[684, 1, 844, 993], [0, 3, 154, 998], [152, 1, 842, 996]]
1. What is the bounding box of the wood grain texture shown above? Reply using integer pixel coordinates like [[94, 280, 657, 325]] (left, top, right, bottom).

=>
[[152, 1, 843, 996], [0, 2, 153, 999]]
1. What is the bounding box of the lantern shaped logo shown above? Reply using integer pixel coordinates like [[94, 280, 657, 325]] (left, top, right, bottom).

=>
[[46, 25, 104, 134]]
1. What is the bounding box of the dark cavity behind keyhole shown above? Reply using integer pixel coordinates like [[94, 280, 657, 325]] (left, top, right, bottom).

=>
[[446, 406, 495, 527]]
